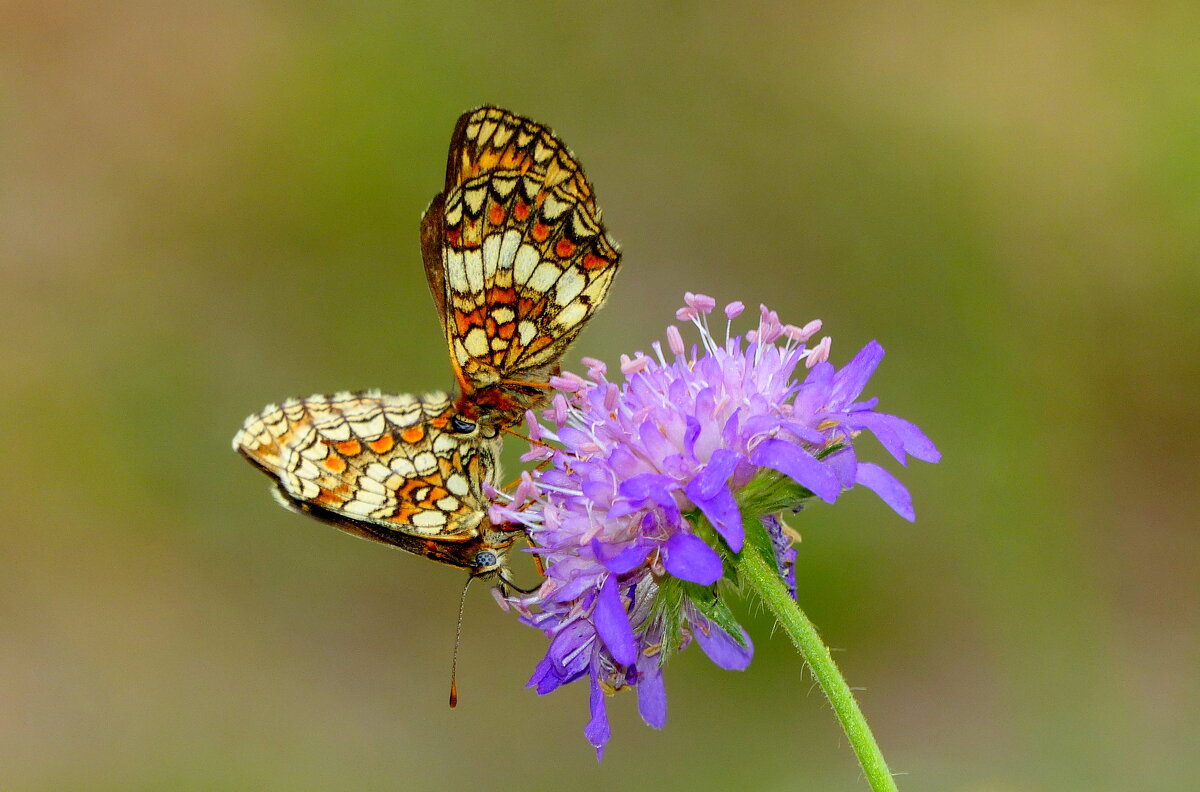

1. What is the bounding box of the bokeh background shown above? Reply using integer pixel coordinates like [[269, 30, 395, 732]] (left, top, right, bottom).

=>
[[3, 2, 1197, 790]]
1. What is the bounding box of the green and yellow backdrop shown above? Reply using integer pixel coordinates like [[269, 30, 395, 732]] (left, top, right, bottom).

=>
[[2, 3, 1196, 790]]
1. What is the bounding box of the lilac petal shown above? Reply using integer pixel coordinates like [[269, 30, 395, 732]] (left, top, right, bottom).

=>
[[608, 446, 642, 478], [619, 473, 678, 508], [635, 658, 667, 729], [841, 410, 907, 465], [684, 480, 744, 551], [823, 445, 858, 489], [682, 416, 702, 459], [830, 341, 884, 407], [591, 538, 652, 574], [721, 409, 741, 449], [749, 438, 840, 502], [795, 361, 834, 415], [777, 420, 826, 445], [548, 574, 597, 603], [527, 654, 559, 693], [594, 575, 637, 666], [662, 532, 723, 585], [690, 448, 740, 499], [546, 620, 595, 682], [694, 616, 754, 670], [856, 462, 915, 521], [850, 411, 941, 464], [585, 674, 610, 760], [638, 419, 676, 461]]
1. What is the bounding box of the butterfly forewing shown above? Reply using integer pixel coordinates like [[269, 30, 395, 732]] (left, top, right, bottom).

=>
[[234, 392, 509, 569], [422, 107, 622, 424]]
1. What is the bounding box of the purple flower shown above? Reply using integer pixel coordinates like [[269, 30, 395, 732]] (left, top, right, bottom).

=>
[[490, 295, 939, 757]]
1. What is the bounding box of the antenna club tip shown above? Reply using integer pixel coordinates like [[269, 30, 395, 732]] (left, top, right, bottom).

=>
[[449, 686, 459, 708]]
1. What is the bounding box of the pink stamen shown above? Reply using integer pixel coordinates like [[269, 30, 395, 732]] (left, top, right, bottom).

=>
[[666, 325, 685, 356], [525, 410, 544, 442], [621, 353, 651, 376], [806, 336, 832, 367], [550, 373, 586, 392], [604, 382, 620, 411], [675, 306, 697, 322], [684, 292, 717, 314], [581, 356, 608, 380], [552, 393, 570, 425], [724, 301, 745, 320]]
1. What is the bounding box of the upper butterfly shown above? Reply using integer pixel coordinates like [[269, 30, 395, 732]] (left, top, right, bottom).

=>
[[234, 107, 620, 581], [421, 106, 621, 427]]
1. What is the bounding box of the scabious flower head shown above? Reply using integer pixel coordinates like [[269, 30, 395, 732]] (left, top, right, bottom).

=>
[[489, 294, 939, 757]]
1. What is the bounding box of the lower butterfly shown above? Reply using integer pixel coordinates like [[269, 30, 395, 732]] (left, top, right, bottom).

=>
[[234, 391, 514, 575]]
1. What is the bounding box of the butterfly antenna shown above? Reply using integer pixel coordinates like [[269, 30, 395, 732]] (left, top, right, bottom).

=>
[[449, 574, 473, 709]]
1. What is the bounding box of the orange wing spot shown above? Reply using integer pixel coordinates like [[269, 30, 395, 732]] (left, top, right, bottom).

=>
[[322, 455, 347, 473], [582, 252, 609, 270], [368, 435, 394, 454], [446, 227, 462, 247], [528, 334, 555, 354], [488, 202, 506, 225], [486, 286, 517, 305], [477, 151, 501, 170], [401, 425, 425, 444], [421, 486, 450, 506], [390, 504, 419, 523], [532, 222, 550, 242], [513, 200, 530, 221], [454, 309, 472, 336], [335, 439, 362, 456], [555, 238, 576, 258], [315, 488, 342, 506], [497, 322, 516, 340]]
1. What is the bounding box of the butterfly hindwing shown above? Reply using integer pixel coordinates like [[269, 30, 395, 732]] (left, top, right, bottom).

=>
[[234, 391, 502, 553]]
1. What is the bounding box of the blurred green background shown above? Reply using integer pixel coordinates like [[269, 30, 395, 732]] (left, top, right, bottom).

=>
[[3, 2, 1197, 790]]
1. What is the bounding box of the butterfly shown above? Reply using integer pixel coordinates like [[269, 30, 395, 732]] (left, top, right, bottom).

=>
[[234, 107, 621, 585]]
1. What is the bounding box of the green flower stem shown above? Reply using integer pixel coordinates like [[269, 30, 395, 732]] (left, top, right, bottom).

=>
[[739, 544, 899, 792]]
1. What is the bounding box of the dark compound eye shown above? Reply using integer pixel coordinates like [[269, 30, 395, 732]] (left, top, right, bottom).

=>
[[474, 551, 498, 570], [449, 415, 477, 434]]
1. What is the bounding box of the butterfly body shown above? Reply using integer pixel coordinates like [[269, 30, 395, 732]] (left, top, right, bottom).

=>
[[235, 107, 620, 580]]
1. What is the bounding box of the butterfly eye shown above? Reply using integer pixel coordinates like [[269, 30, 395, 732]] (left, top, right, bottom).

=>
[[474, 551, 498, 571], [449, 415, 477, 434]]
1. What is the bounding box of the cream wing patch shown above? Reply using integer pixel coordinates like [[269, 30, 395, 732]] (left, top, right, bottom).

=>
[[234, 391, 501, 539]]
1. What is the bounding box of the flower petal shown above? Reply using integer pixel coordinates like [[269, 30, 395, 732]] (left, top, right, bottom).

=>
[[855, 462, 915, 521], [694, 615, 754, 670], [830, 341, 884, 407], [749, 438, 840, 502], [849, 411, 941, 464], [591, 538, 652, 574], [635, 657, 667, 729], [594, 575, 637, 666], [684, 479, 744, 551], [662, 532, 723, 585], [585, 674, 611, 760], [689, 449, 740, 499], [618, 473, 678, 508]]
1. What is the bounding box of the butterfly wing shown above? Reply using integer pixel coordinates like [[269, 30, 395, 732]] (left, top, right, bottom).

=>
[[421, 107, 622, 424], [233, 391, 509, 571]]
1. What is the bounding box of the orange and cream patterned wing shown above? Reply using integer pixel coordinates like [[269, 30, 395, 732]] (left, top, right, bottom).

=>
[[422, 107, 621, 403], [233, 391, 501, 543]]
